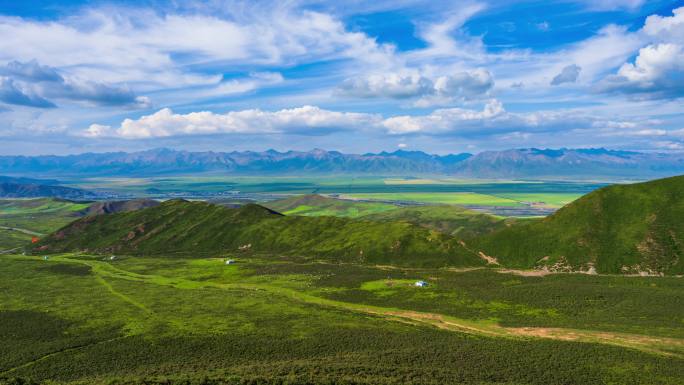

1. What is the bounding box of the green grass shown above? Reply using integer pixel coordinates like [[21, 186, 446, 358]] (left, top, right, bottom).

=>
[[346, 192, 523, 206], [33, 201, 483, 268], [362, 204, 515, 237], [0, 229, 32, 250], [492, 193, 583, 207], [1, 254, 683, 384], [265, 195, 514, 237], [65, 176, 604, 197], [265, 194, 398, 218], [473, 175, 684, 274], [0, 199, 89, 241]]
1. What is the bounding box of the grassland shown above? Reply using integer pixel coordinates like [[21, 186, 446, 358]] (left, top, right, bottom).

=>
[[474, 175, 684, 275], [33, 200, 484, 268], [1, 253, 682, 384], [264, 194, 398, 217], [492, 193, 582, 207], [345, 192, 523, 206], [66, 176, 602, 208], [0, 199, 90, 250]]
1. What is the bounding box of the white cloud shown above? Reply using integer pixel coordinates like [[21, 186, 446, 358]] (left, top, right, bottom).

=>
[[414, 3, 486, 59], [397, 143, 408, 148], [576, 0, 645, 11], [596, 43, 684, 98], [338, 68, 493, 103], [0, 6, 395, 90], [1, 60, 152, 108], [381, 99, 639, 136], [630, 128, 667, 136], [85, 106, 380, 139], [594, 7, 684, 99], [642, 6, 684, 42]]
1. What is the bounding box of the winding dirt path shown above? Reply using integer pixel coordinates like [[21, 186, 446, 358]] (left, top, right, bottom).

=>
[[15, 254, 684, 359], [0, 225, 44, 237]]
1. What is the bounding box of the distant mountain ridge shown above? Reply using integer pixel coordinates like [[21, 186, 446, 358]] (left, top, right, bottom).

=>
[[455, 148, 684, 179], [0, 148, 471, 176], [2, 147, 684, 179], [0, 176, 98, 199]]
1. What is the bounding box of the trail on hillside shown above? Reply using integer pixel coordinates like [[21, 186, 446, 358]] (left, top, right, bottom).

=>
[[0, 225, 44, 237], [15, 254, 684, 359]]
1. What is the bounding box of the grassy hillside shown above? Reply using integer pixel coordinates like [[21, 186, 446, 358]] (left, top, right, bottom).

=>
[[265, 194, 517, 237], [0, 198, 91, 249], [264, 194, 398, 217], [33, 200, 481, 267], [473, 175, 684, 275], [363, 204, 518, 237]]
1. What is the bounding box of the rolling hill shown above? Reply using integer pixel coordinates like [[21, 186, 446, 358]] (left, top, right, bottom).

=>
[[80, 199, 160, 216], [32, 200, 481, 267], [472, 175, 684, 275], [26, 175, 684, 274], [265, 194, 514, 237], [264, 194, 398, 217], [363, 205, 519, 238]]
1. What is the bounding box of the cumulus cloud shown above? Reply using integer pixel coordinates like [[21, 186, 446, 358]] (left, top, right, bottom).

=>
[[641, 6, 684, 42], [82, 101, 650, 143], [0, 77, 55, 108], [550, 64, 581, 85], [595, 7, 684, 99], [596, 43, 684, 99], [84, 106, 379, 139], [0, 60, 151, 108], [338, 68, 494, 103], [381, 99, 638, 136]]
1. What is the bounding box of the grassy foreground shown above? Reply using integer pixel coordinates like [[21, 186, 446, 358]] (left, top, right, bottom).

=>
[[1, 253, 683, 384]]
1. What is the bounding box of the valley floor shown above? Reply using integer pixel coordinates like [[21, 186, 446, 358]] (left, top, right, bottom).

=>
[[1, 253, 682, 384]]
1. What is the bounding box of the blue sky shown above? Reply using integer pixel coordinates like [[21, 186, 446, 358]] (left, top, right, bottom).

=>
[[0, 0, 683, 155]]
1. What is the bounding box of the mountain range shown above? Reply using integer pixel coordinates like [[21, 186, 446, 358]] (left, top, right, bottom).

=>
[[2, 147, 684, 179]]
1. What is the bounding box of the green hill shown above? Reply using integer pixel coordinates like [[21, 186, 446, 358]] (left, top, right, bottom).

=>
[[265, 194, 515, 237], [472, 175, 684, 275], [264, 194, 398, 217], [363, 205, 518, 237], [33, 200, 481, 267]]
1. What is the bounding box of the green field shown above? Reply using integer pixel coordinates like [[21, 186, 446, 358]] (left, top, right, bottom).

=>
[[1, 253, 682, 384], [345, 192, 523, 206], [0, 199, 90, 251], [65, 176, 602, 208], [493, 193, 583, 207], [265, 194, 398, 218]]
